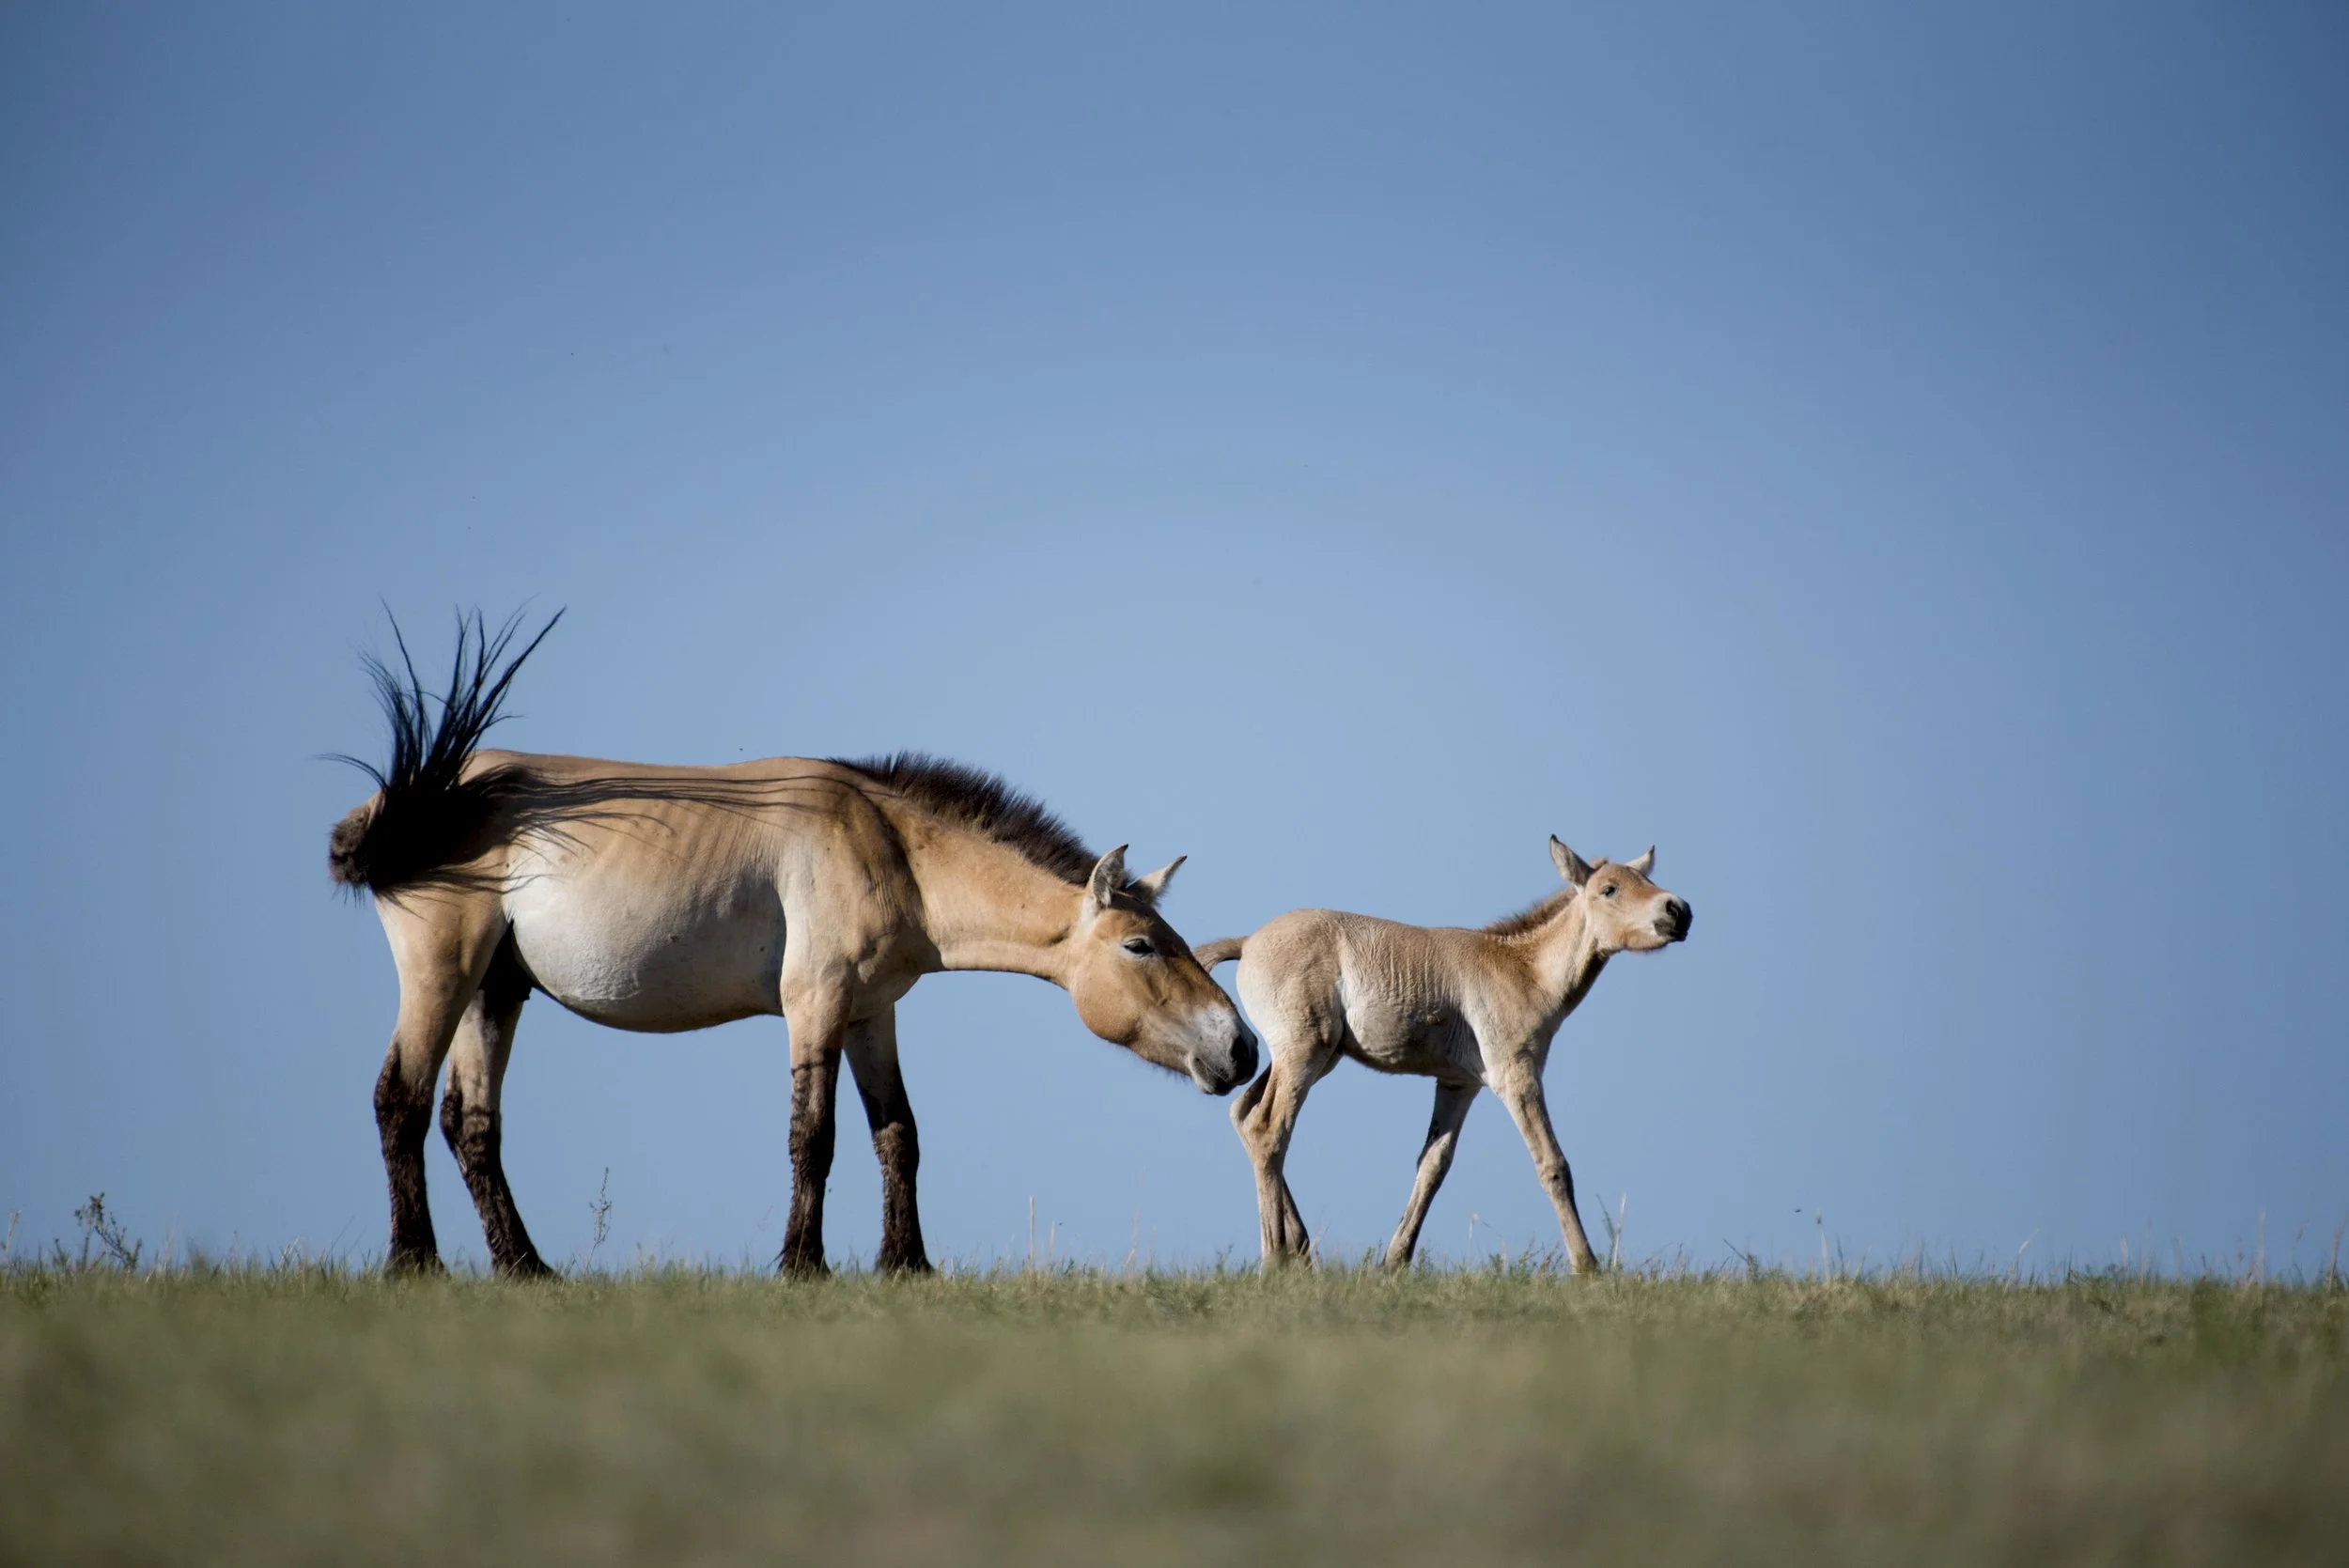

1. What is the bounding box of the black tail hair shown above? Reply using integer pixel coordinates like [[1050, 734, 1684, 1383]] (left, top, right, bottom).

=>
[[327, 607, 563, 893]]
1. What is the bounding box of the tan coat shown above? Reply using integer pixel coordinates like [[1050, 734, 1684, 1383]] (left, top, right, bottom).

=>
[[1203, 839, 1689, 1273], [332, 616, 1252, 1277]]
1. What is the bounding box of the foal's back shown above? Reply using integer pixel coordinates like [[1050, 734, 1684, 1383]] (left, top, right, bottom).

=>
[[1236, 908, 1533, 1085]]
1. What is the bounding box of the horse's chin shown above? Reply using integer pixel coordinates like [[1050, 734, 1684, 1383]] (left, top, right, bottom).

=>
[[1187, 1059, 1243, 1095]]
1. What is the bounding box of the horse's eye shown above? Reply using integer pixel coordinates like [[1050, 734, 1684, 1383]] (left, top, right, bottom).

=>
[[1122, 937, 1156, 957], [1601, 885, 1618, 898]]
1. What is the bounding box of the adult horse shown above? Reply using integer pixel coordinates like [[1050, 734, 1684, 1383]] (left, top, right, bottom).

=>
[[329, 613, 1256, 1277]]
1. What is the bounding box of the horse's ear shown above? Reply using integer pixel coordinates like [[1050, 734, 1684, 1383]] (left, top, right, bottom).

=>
[[1626, 846, 1656, 877], [1086, 846, 1130, 911], [1549, 836, 1594, 887], [1128, 855, 1184, 906]]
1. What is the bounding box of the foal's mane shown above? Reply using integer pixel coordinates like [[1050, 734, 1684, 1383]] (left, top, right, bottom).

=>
[[1482, 884, 1580, 938], [830, 753, 1098, 887]]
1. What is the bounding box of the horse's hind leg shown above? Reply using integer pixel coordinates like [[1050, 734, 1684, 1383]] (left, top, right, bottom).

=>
[[438, 935, 552, 1278], [845, 1008, 929, 1273], [1383, 1080, 1475, 1272], [1230, 1031, 1335, 1269], [373, 893, 507, 1274]]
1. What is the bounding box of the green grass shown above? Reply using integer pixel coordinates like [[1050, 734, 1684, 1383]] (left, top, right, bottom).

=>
[[3, 1261, 2343, 1566]]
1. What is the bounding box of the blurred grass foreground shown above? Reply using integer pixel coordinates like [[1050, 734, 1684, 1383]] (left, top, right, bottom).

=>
[[3, 1256, 2344, 1566]]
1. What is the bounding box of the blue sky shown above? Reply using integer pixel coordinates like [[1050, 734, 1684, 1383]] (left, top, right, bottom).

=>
[[3, 2, 2343, 1275]]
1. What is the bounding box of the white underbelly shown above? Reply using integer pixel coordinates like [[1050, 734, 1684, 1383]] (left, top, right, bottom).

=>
[[504, 870, 786, 1033]]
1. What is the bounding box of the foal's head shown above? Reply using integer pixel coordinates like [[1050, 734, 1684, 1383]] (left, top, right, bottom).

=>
[[1066, 847, 1259, 1095], [1549, 838, 1693, 954]]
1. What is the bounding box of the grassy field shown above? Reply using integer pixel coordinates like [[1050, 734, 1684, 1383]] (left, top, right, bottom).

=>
[[2, 1259, 2343, 1566]]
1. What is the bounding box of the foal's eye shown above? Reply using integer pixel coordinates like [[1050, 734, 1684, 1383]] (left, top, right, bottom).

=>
[[1600, 884, 1618, 898], [1122, 937, 1156, 957]]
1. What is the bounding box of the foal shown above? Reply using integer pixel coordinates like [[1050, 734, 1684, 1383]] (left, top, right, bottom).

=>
[[1199, 839, 1690, 1273]]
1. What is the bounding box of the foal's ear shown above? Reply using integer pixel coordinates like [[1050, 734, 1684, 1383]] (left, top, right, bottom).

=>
[[1549, 836, 1595, 887], [1086, 846, 1130, 910], [1128, 855, 1185, 906], [1626, 846, 1656, 877]]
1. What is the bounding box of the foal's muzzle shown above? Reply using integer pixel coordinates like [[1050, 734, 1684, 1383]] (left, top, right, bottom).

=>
[[1657, 899, 1693, 942]]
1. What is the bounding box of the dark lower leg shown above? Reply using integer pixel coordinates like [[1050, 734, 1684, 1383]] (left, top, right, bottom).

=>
[[376, 1059, 442, 1274], [870, 1126, 926, 1272], [440, 1088, 552, 1277], [780, 1055, 840, 1277], [864, 1102, 928, 1272]]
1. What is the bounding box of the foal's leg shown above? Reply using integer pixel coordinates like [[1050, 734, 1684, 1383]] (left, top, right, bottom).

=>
[[1230, 1034, 1335, 1268], [1383, 1080, 1476, 1272], [778, 987, 848, 1277], [844, 1008, 929, 1273], [373, 893, 507, 1275], [438, 939, 552, 1278], [1493, 1068, 1602, 1274]]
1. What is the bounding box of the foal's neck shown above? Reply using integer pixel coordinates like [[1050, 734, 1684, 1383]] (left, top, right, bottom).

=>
[[908, 829, 1084, 987], [1518, 896, 1610, 1019]]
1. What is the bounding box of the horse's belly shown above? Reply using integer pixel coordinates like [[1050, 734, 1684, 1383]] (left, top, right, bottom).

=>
[[506, 883, 786, 1033], [1344, 1003, 1483, 1082]]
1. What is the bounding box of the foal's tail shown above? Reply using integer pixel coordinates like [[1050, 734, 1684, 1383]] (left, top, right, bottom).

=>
[[326, 608, 562, 893], [1192, 936, 1247, 969]]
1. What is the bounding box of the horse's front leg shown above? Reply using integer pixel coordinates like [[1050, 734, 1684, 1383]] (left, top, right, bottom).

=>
[[779, 989, 848, 1278], [845, 1008, 929, 1273], [1493, 1066, 1602, 1275], [1384, 1079, 1475, 1271]]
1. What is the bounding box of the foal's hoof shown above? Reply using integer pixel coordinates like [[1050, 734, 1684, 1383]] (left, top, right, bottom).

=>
[[497, 1254, 559, 1281], [384, 1250, 447, 1279]]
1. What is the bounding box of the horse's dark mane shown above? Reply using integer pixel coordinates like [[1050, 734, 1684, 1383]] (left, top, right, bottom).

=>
[[830, 753, 1097, 886], [325, 613, 1100, 895], [1483, 886, 1578, 938], [327, 608, 562, 893]]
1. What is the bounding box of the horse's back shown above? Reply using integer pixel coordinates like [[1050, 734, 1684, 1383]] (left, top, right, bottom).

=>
[[480, 752, 905, 1032], [1238, 909, 1501, 1081]]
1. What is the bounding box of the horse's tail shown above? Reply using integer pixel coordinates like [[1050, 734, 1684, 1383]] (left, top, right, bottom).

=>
[[1192, 935, 1247, 969], [327, 608, 562, 893]]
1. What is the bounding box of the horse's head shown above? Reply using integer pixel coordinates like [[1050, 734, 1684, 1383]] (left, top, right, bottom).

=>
[[1549, 838, 1692, 955], [1066, 846, 1259, 1094]]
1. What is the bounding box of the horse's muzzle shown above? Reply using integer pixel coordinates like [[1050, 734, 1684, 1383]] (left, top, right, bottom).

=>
[[1192, 1025, 1259, 1095], [1657, 899, 1693, 942]]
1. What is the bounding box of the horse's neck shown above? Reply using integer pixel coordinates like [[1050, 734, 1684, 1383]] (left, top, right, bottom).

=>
[[909, 831, 1082, 986], [1519, 898, 1609, 1018]]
